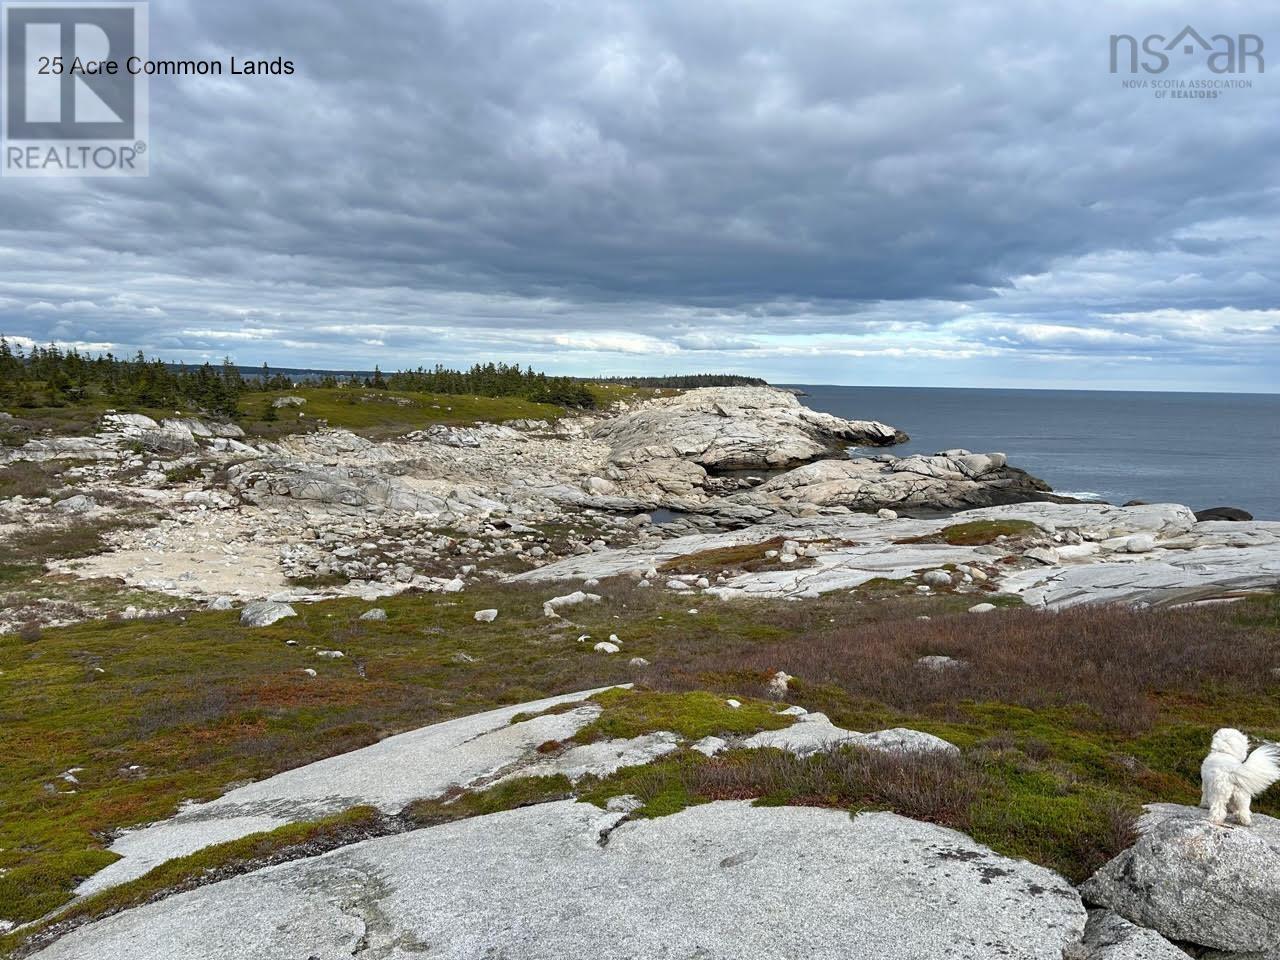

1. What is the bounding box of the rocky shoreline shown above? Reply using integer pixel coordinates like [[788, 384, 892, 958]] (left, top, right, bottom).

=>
[[1, 386, 1277, 632]]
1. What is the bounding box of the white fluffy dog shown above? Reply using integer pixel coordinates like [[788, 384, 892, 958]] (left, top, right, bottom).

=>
[[1200, 728, 1280, 826]]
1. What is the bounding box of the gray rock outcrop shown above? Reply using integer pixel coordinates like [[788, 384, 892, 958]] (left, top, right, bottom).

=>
[[1080, 803, 1280, 952], [742, 711, 958, 756], [37, 801, 1085, 960], [72, 688, 622, 896], [593, 387, 905, 480], [744, 449, 1052, 511]]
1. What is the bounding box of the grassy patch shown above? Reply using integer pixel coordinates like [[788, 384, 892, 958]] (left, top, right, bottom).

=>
[[583, 383, 682, 408], [3, 574, 1280, 938], [0, 461, 85, 500], [659, 537, 817, 576], [0, 402, 193, 443], [404, 775, 574, 828], [0, 571, 174, 639], [578, 744, 988, 821], [1, 517, 142, 569], [0, 580, 794, 926], [236, 388, 566, 440], [571, 741, 1137, 881], [900, 519, 1040, 546], [572, 688, 792, 743], [285, 572, 350, 589]]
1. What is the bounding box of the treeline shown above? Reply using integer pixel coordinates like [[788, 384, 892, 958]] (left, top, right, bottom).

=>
[[592, 374, 767, 388], [0, 342, 598, 415], [385, 363, 596, 408], [0, 341, 248, 417]]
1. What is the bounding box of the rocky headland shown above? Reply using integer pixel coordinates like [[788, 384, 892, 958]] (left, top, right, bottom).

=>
[[3, 385, 1273, 631]]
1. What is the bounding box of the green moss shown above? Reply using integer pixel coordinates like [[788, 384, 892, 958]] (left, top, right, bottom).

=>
[[577, 751, 707, 818], [901, 519, 1039, 546], [572, 688, 793, 744], [854, 577, 919, 598], [404, 775, 574, 827], [237, 387, 566, 440]]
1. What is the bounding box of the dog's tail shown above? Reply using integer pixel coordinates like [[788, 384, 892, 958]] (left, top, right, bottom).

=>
[[1236, 742, 1280, 798]]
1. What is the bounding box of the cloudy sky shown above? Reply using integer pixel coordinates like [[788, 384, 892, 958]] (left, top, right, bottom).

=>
[[2, 0, 1278, 391]]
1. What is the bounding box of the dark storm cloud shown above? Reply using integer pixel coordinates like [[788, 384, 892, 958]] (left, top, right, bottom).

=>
[[1, 0, 1278, 389]]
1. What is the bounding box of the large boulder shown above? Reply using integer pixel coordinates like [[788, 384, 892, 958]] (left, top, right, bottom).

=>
[[34, 802, 1085, 960], [593, 387, 906, 475], [239, 602, 297, 628], [1196, 506, 1254, 522], [1080, 803, 1280, 952]]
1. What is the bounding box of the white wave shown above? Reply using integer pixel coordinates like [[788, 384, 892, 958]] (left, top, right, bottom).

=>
[[1055, 490, 1106, 502]]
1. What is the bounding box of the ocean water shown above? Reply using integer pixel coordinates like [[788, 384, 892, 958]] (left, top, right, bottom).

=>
[[790, 385, 1280, 521]]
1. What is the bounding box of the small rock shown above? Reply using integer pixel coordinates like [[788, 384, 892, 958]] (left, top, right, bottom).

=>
[[594, 642, 620, 654], [877, 508, 898, 520], [917, 655, 966, 671], [691, 736, 728, 757], [922, 570, 953, 588], [1024, 547, 1060, 565], [359, 608, 388, 621], [316, 650, 344, 659], [208, 596, 234, 611], [474, 609, 499, 623], [628, 657, 651, 668], [300, 668, 317, 677], [1125, 535, 1156, 554], [240, 601, 297, 627], [766, 671, 793, 700], [968, 603, 997, 614], [725, 699, 742, 709], [543, 591, 602, 618]]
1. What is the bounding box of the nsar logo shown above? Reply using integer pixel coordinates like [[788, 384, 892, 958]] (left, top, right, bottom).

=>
[[1110, 26, 1264, 75]]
